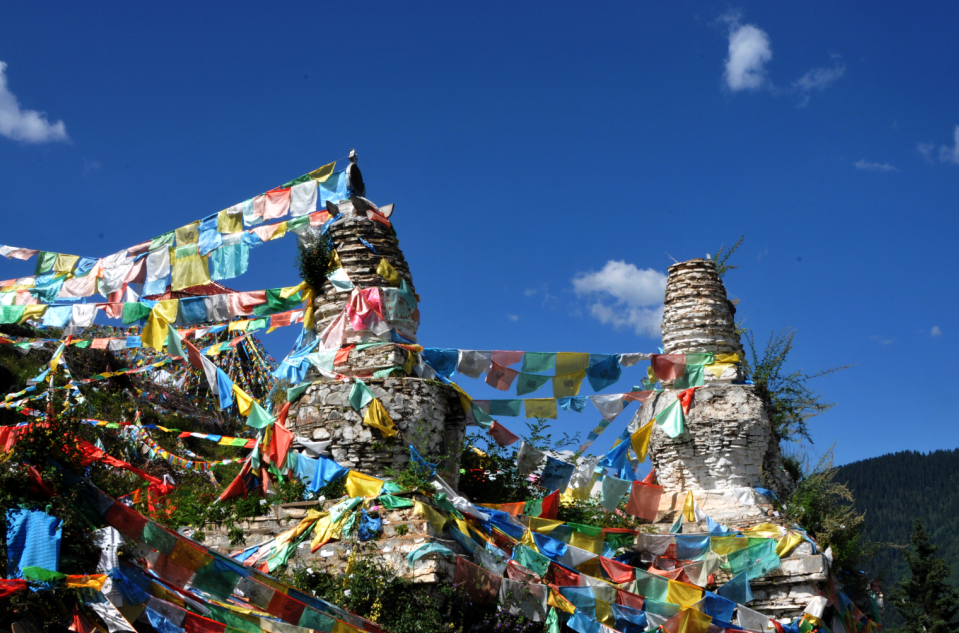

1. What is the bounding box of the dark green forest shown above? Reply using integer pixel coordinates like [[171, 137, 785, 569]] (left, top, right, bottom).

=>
[[836, 449, 959, 625]]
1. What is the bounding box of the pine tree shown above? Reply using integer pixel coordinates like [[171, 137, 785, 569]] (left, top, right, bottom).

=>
[[892, 520, 959, 633]]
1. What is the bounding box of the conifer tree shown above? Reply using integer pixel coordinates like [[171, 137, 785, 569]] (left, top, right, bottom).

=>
[[892, 520, 959, 633]]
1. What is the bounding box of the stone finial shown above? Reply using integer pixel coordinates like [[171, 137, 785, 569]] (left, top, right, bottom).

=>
[[661, 258, 743, 382]]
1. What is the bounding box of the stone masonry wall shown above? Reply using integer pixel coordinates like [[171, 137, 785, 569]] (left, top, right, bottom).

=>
[[287, 376, 467, 486]]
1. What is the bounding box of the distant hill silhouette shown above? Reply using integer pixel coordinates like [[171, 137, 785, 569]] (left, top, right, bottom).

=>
[[836, 448, 959, 627]]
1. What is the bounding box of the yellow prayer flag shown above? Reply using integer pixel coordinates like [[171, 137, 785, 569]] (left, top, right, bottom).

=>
[[742, 522, 782, 539], [54, 253, 80, 273], [524, 398, 558, 419], [376, 259, 401, 287], [565, 471, 598, 501], [217, 209, 243, 234], [362, 398, 397, 437], [280, 281, 307, 300], [595, 600, 616, 626], [331, 620, 364, 633], [666, 579, 703, 608], [682, 491, 698, 522], [309, 162, 336, 183], [674, 608, 712, 633], [569, 530, 604, 554], [449, 382, 472, 416], [232, 384, 254, 416], [548, 589, 576, 614], [552, 370, 586, 398], [575, 557, 602, 577], [709, 536, 749, 556], [310, 515, 338, 551], [520, 528, 538, 551], [630, 421, 654, 462], [776, 531, 805, 557], [302, 287, 315, 331], [19, 305, 47, 324], [713, 353, 740, 364], [345, 471, 384, 498], [65, 574, 107, 590], [555, 352, 590, 375], [142, 300, 179, 351], [705, 363, 734, 378], [171, 251, 210, 291], [229, 320, 250, 332], [175, 221, 200, 245], [168, 539, 212, 571], [413, 501, 447, 535], [528, 517, 565, 534]]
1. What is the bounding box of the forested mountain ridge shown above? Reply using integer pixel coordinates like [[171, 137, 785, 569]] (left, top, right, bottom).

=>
[[835, 449, 959, 594]]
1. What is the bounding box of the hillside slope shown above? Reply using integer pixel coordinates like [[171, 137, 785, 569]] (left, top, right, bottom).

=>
[[836, 449, 959, 623]]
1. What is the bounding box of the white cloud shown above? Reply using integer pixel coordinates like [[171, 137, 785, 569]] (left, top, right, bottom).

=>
[[939, 126, 959, 164], [507, 314, 520, 322], [0, 62, 68, 143], [723, 13, 772, 91], [523, 288, 537, 297], [871, 335, 894, 346], [931, 326, 942, 337], [917, 127, 959, 166], [572, 260, 667, 336], [854, 159, 898, 172], [793, 56, 846, 106], [917, 142, 936, 163]]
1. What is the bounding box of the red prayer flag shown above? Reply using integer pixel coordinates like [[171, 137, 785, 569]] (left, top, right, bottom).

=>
[[184, 612, 227, 633], [624, 481, 663, 522], [104, 499, 148, 539], [600, 556, 636, 583], [650, 354, 685, 381], [185, 340, 205, 371], [539, 489, 560, 520], [454, 556, 501, 604], [266, 589, 307, 622], [546, 563, 579, 587], [489, 421, 519, 447], [617, 588, 645, 610], [677, 387, 699, 415]]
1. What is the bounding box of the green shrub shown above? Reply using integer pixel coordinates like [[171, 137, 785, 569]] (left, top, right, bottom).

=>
[[295, 233, 335, 290]]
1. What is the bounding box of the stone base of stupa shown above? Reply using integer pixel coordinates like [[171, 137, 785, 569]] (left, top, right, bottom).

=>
[[287, 377, 467, 487]]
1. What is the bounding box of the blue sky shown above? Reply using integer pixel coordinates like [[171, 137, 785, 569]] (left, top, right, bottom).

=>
[[0, 2, 956, 466]]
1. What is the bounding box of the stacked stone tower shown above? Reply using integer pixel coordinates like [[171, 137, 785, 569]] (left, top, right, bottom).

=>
[[285, 201, 467, 484], [643, 258, 791, 516]]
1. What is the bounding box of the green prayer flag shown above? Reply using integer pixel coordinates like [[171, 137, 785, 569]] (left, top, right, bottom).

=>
[[521, 352, 556, 373], [516, 373, 550, 396], [489, 399, 523, 416], [0, 305, 26, 325], [286, 381, 311, 403], [150, 231, 175, 251], [34, 251, 57, 275], [165, 324, 187, 360], [143, 521, 178, 555], [298, 608, 337, 631], [632, 568, 671, 603], [247, 317, 269, 332], [247, 401, 274, 428], [471, 404, 494, 429], [373, 367, 401, 379], [281, 173, 312, 188], [254, 288, 303, 316], [191, 558, 242, 600], [673, 363, 706, 390], [122, 302, 153, 325], [22, 566, 65, 582], [349, 379, 374, 411], [655, 400, 686, 438], [379, 494, 414, 509], [512, 544, 551, 577], [73, 340, 92, 349]]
